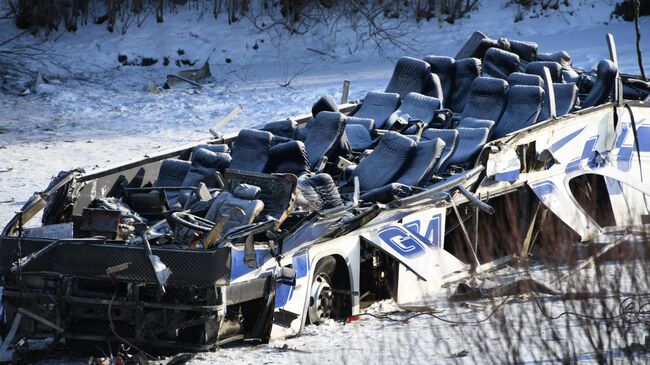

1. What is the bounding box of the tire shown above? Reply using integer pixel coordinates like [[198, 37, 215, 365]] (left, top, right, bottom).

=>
[[307, 256, 337, 325]]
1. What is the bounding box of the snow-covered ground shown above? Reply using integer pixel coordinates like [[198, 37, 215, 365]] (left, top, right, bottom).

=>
[[2, 0, 650, 363]]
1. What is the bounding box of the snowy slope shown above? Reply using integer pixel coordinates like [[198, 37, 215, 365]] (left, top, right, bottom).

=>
[[1, 1, 650, 363]]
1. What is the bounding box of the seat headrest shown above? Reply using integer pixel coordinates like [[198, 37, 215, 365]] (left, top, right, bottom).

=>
[[424, 55, 456, 74], [192, 148, 232, 170], [422, 128, 459, 144], [378, 131, 417, 154], [363, 91, 401, 108], [458, 117, 495, 131], [537, 51, 572, 67], [346, 116, 375, 131], [507, 72, 544, 87], [526, 61, 562, 83], [262, 119, 297, 139], [475, 37, 510, 59], [483, 48, 520, 79], [195, 143, 230, 154], [236, 128, 274, 146], [509, 40, 538, 62], [312, 111, 346, 130], [312, 95, 339, 117], [455, 58, 482, 79], [470, 77, 509, 96]]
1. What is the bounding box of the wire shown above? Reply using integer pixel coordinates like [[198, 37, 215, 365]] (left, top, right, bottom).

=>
[[107, 290, 153, 360], [355, 294, 650, 327], [356, 295, 512, 325]]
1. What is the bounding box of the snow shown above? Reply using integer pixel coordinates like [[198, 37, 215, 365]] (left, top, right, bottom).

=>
[[1, 0, 650, 363]]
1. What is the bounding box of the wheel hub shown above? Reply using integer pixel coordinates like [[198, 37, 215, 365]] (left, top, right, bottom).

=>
[[308, 273, 333, 324]]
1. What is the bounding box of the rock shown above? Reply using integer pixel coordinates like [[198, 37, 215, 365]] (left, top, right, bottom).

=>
[[141, 57, 158, 66], [451, 350, 469, 358]]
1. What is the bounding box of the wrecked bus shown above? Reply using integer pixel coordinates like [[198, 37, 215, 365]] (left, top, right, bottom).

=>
[[0, 31, 649, 358]]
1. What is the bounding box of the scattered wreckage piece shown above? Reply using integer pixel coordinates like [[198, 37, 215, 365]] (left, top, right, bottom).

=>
[[1, 31, 649, 360], [163, 61, 212, 89]]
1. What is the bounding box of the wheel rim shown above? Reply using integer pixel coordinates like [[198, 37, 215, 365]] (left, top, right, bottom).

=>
[[308, 273, 333, 325]]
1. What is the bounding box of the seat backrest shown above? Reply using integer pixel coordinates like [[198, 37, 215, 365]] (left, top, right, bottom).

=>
[[458, 117, 496, 138], [448, 127, 490, 167], [304, 111, 348, 169], [262, 119, 297, 139], [155, 159, 191, 187], [537, 51, 572, 67], [494, 85, 544, 138], [352, 91, 401, 129], [581, 59, 617, 108], [346, 116, 375, 131], [421, 128, 459, 174], [229, 129, 274, 173], [385, 56, 431, 99], [295, 173, 343, 212], [396, 138, 445, 187], [449, 58, 482, 113], [312, 95, 339, 117], [396, 92, 441, 125], [537, 82, 580, 122], [424, 73, 444, 104], [267, 140, 310, 176], [526, 61, 562, 83], [345, 124, 374, 152], [181, 148, 232, 188], [461, 77, 509, 122], [424, 55, 456, 104], [205, 190, 265, 236], [507, 72, 543, 87], [554, 83, 579, 116], [509, 40, 538, 62], [483, 48, 520, 80], [352, 131, 416, 191]]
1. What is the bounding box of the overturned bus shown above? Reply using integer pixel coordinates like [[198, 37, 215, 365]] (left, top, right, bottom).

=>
[[1, 31, 649, 357]]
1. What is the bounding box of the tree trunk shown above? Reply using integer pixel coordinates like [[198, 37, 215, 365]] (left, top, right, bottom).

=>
[[157, 0, 164, 23]]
